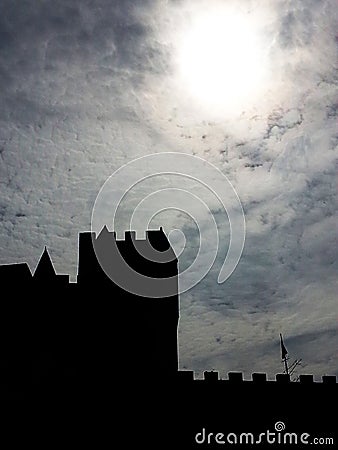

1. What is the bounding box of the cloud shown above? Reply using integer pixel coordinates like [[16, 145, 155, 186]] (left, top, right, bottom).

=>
[[0, 0, 337, 378]]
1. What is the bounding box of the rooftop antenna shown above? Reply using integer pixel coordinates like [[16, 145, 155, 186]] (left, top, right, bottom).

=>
[[279, 333, 303, 381], [280, 333, 289, 375]]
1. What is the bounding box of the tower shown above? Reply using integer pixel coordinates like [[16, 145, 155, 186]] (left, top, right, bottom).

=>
[[77, 227, 179, 381]]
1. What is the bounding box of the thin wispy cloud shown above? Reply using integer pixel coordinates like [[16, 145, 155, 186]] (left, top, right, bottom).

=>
[[0, 0, 336, 378]]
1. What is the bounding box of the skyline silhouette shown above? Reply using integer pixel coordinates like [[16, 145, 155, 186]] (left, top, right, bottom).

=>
[[0, 227, 336, 447], [0, 227, 336, 386]]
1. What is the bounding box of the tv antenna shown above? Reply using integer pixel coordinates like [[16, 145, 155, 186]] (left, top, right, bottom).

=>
[[280, 333, 303, 381]]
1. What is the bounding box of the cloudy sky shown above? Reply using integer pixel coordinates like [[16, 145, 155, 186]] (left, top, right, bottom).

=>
[[0, 0, 337, 379]]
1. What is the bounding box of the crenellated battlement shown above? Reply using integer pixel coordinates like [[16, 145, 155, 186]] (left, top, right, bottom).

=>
[[77, 227, 177, 285], [176, 370, 337, 384], [0, 228, 180, 391], [0, 229, 336, 396]]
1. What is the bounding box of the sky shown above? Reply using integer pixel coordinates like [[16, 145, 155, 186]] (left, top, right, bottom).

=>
[[0, 0, 337, 379]]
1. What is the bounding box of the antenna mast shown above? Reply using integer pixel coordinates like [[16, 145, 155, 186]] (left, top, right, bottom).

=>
[[279, 333, 303, 381], [280, 333, 289, 375]]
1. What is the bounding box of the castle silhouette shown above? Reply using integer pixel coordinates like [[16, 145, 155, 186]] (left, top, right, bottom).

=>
[[0, 228, 336, 448], [0, 227, 179, 390]]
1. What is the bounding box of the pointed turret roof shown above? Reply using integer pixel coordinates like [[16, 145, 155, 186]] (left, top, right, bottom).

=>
[[98, 225, 110, 240], [34, 246, 56, 279]]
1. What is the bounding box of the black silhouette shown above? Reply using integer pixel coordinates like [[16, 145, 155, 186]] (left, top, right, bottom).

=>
[[0, 228, 179, 391], [0, 228, 336, 448]]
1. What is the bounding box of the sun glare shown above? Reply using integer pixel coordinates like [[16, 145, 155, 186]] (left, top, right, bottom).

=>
[[177, 7, 268, 114]]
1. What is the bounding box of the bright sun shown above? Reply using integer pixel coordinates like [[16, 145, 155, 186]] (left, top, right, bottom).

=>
[[177, 7, 268, 113]]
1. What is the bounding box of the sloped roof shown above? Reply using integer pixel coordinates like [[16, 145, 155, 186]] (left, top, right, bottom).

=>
[[34, 247, 56, 278], [0, 262, 32, 282]]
